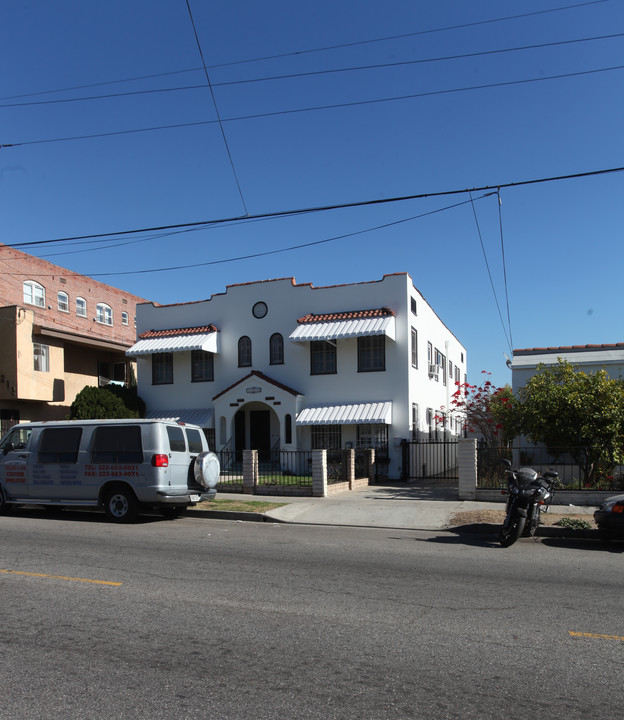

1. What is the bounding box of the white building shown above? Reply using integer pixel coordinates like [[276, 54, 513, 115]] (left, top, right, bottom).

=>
[[511, 343, 624, 393], [128, 273, 466, 479]]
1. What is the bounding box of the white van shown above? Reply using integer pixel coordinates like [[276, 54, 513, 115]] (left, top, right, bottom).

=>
[[0, 419, 220, 522]]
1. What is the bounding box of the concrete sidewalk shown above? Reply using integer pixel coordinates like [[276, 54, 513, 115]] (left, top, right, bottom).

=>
[[204, 482, 597, 532]]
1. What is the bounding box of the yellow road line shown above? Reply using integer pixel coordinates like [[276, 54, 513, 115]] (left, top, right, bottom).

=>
[[0, 569, 122, 586], [569, 631, 624, 641]]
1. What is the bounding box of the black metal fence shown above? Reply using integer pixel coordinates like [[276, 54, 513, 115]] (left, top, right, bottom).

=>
[[259, 450, 313, 487], [401, 439, 459, 481], [215, 448, 374, 492], [477, 445, 624, 491], [216, 449, 314, 492], [215, 449, 243, 492]]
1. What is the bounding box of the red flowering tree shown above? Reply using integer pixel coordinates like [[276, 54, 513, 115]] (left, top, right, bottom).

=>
[[436, 371, 517, 446]]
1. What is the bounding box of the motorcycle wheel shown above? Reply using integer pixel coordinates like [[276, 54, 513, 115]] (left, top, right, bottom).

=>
[[499, 513, 526, 547]]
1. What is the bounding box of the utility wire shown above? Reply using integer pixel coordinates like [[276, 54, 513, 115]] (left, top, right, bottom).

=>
[[4, 165, 623, 250], [497, 191, 513, 351], [4, 64, 623, 149], [10, 195, 493, 279], [184, 0, 248, 215], [0, 0, 608, 102], [2, 32, 621, 109], [469, 192, 512, 353]]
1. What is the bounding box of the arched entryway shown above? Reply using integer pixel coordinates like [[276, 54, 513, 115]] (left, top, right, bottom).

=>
[[233, 402, 278, 462]]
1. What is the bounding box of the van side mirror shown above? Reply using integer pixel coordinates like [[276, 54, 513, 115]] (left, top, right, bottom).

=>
[[3, 442, 15, 455]]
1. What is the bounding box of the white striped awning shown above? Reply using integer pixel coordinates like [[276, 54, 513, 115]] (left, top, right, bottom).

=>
[[126, 331, 218, 356], [145, 408, 215, 428], [290, 315, 395, 343], [297, 401, 392, 426]]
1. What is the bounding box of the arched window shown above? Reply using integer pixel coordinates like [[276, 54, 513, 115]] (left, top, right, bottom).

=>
[[76, 297, 87, 317], [269, 333, 284, 365], [57, 291, 69, 312], [23, 281, 45, 308], [96, 302, 113, 325], [121, 311, 129, 325], [238, 336, 252, 367]]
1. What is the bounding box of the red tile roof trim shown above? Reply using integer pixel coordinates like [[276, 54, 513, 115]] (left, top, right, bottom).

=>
[[139, 325, 217, 339], [297, 307, 396, 324]]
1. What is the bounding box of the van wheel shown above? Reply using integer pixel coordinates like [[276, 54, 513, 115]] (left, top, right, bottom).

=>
[[103, 487, 137, 523], [0, 487, 13, 515]]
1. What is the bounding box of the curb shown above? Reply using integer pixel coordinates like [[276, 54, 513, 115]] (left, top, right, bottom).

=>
[[187, 509, 600, 538], [186, 509, 275, 523]]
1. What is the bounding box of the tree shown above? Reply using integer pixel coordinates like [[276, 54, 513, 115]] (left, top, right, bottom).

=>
[[517, 360, 624, 485], [437, 371, 517, 446], [69, 385, 143, 420]]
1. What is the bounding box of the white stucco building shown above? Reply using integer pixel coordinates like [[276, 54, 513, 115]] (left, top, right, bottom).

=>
[[128, 273, 466, 479], [511, 343, 624, 393]]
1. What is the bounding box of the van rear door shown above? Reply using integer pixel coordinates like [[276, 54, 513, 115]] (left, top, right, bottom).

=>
[[164, 425, 193, 492]]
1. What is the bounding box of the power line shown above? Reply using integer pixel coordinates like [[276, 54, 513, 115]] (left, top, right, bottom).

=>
[[5, 165, 623, 249], [497, 192, 513, 351], [9, 195, 493, 279], [184, 0, 248, 216], [3, 64, 622, 150], [0, 0, 608, 103], [469, 192, 512, 353], [2, 32, 621, 109]]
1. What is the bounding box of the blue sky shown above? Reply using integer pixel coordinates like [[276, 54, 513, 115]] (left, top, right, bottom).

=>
[[1, 0, 622, 388]]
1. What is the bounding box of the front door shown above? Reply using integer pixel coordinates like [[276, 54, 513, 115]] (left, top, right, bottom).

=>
[[250, 410, 270, 462]]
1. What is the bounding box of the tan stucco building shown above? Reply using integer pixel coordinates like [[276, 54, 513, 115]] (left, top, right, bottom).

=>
[[0, 245, 147, 434]]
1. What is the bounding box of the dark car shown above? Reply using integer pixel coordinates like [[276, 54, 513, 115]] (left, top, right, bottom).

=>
[[594, 494, 624, 543]]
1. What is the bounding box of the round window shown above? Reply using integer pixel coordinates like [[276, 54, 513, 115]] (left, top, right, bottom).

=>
[[252, 301, 268, 319]]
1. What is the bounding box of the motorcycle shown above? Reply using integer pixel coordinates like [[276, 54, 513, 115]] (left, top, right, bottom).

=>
[[499, 459, 558, 547]]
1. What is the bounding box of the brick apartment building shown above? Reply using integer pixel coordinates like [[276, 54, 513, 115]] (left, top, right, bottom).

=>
[[0, 244, 147, 434]]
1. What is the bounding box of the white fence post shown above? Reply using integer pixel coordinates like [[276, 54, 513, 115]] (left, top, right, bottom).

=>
[[312, 449, 327, 497], [243, 449, 257, 494], [458, 438, 478, 500]]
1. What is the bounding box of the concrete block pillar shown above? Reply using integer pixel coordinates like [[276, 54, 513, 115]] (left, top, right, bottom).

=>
[[312, 449, 327, 497], [243, 449, 258, 494], [458, 438, 478, 500], [345, 449, 355, 489]]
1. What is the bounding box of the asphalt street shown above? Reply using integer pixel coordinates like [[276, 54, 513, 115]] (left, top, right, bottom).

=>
[[0, 510, 622, 719]]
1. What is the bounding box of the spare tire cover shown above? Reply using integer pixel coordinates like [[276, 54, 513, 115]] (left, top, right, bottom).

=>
[[194, 451, 220, 489]]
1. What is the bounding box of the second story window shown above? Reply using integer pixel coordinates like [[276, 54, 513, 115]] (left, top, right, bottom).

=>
[[121, 311, 129, 325], [411, 328, 418, 369], [238, 336, 252, 367], [435, 349, 447, 385], [152, 353, 173, 385], [358, 335, 385, 372], [96, 303, 113, 326], [33, 343, 49, 372], [191, 350, 214, 382], [57, 291, 69, 312], [310, 340, 336, 375], [269, 333, 284, 365], [76, 297, 87, 317], [23, 281, 45, 308]]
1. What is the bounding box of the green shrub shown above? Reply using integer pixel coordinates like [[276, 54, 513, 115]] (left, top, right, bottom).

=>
[[69, 385, 143, 420]]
